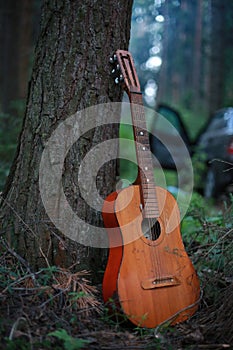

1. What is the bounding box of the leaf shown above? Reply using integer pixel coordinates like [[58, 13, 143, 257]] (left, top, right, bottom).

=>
[[48, 329, 89, 350]]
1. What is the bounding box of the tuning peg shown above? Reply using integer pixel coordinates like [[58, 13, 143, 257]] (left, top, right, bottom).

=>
[[119, 74, 124, 82], [116, 64, 120, 70], [109, 54, 118, 64], [114, 75, 124, 84], [111, 68, 116, 74]]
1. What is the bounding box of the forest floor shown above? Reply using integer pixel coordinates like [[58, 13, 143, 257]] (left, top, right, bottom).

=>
[[0, 196, 232, 349], [0, 248, 232, 349]]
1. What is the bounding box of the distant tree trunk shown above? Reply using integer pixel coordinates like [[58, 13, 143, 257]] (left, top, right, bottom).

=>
[[223, 1, 233, 106], [0, 0, 34, 114], [192, 0, 202, 108], [208, 0, 227, 114], [0, 0, 133, 273], [157, 0, 198, 108], [201, 0, 212, 116], [157, 0, 233, 121], [156, 0, 175, 105]]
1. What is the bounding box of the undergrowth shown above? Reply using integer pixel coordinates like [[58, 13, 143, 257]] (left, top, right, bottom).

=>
[[182, 193, 232, 302], [0, 193, 232, 349]]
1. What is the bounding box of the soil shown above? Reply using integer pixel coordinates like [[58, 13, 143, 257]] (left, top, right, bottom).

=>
[[0, 265, 232, 350]]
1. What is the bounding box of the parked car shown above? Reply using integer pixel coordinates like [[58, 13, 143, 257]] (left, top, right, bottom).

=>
[[149, 104, 192, 170], [150, 104, 233, 198], [197, 107, 233, 198]]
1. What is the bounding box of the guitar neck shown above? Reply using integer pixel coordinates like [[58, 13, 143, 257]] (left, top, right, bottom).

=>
[[111, 49, 159, 218], [129, 92, 159, 218]]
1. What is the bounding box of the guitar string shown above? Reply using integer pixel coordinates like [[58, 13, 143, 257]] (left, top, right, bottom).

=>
[[137, 100, 163, 283], [137, 103, 162, 283], [134, 101, 162, 282], [131, 97, 162, 282]]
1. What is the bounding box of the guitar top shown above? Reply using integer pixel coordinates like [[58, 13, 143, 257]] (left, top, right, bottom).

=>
[[102, 50, 200, 328]]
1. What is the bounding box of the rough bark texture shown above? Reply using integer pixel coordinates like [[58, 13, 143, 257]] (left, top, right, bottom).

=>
[[0, 0, 133, 274]]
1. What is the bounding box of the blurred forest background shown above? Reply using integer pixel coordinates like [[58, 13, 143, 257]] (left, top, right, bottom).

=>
[[0, 0, 233, 190], [0, 2, 232, 347]]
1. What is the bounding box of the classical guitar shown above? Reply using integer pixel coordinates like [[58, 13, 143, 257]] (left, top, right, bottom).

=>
[[102, 50, 200, 328]]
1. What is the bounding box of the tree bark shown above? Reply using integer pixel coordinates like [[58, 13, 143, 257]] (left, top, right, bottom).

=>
[[0, 0, 133, 275]]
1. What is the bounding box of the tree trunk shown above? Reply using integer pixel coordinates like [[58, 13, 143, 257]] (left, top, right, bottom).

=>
[[192, 0, 202, 109], [0, 0, 34, 114], [208, 0, 227, 114], [0, 0, 133, 275]]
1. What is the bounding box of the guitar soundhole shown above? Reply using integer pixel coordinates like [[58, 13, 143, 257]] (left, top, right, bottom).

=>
[[141, 218, 161, 241]]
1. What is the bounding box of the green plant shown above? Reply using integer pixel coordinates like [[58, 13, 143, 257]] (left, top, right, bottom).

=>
[[4, 338, 31, 350], [181, 193, 233, 303], [100, 298, 129, 329], [48, 329, 89, 350]]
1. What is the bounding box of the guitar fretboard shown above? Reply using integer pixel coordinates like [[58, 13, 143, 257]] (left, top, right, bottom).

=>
[[130, 92, 159, 218]]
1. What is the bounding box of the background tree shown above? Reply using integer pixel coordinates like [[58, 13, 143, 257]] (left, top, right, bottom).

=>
[[0, 0, 133, 273], [156, 0, 233, 135], [0, 0, 33, 115], [208, 0, 230, 113], [0, 0, 41, 189]]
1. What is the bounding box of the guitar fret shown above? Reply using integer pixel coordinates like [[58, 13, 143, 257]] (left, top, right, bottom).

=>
[[145, 203, 159, 205], [141, 179, 154, 183], [144, 206, 159, 210], [146, 199, 157, 204], [144, 203, 159, 207], [144, 203, 159, 208], [143, 197, 158, 200], [141, 188, 156, 191], [145, 205, 159, 208], [145, 209, 160, 212], [136, 150, 151, 155]]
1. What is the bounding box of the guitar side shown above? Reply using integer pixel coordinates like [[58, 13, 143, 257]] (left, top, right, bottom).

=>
[[102, 191, 123, 303]]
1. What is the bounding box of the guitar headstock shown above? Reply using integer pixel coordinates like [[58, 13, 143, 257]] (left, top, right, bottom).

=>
[[110, 50, 141, 96]]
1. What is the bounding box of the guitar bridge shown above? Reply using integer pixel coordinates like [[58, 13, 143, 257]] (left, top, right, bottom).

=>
[[141, 276, 180, 290]]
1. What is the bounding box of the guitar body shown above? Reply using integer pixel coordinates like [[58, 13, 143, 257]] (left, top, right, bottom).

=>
[[103, 186, 200, 328]]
